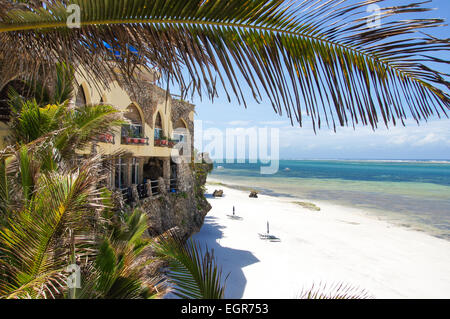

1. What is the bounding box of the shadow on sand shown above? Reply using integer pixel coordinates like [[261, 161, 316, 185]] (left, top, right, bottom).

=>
[[192, 216, 259, 298]]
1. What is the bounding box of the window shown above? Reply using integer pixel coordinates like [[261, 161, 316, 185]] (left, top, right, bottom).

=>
[[154, 112, 163, 139], [122, 104, 144, 140], [173, 133, 185, 142], [114, 158, 127, 189], [173, 119, 188, 143], [154, 127, 162, 139], [122, 123, 143, 138]]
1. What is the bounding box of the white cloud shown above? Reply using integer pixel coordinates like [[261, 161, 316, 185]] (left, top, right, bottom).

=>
[[413, 133, 446, 147], [275, 118, 450, 157]]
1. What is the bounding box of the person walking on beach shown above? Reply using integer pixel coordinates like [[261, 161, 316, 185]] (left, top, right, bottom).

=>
[[233, 206, 235, 216]]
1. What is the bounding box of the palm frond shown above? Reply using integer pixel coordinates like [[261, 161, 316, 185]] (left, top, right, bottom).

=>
[[0, 157, 102, 299], [154, 229, 227, 299], [53, 62, 75, 105], [297, 281, 373, 299], [0, 0, 449, 130], [0, 158, 10, 218], [74, 209, 166, 299], [8, 93, 122, 163]]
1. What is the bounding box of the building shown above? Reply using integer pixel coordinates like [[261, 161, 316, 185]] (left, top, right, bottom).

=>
[[0, 65, 196, 204]]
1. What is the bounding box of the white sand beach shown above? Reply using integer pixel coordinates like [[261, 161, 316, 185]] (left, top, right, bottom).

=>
[[192, 182, 450, 299]]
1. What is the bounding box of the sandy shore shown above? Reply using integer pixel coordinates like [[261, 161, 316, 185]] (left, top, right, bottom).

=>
[[192, 182, 450, 299]]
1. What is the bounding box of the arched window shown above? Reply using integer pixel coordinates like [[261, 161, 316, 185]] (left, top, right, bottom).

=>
[[154, 112, 163, 140], [175, 119, 187, 129], [173, 119, 188, 142], [122, 104, 144, 142], [75, 84, 87, 107]]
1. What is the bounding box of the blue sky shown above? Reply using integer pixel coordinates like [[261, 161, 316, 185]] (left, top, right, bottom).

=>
[[188, 0, 450, 160]]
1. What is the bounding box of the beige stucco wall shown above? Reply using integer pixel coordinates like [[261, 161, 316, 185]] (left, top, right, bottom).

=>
[[0, 65, 190, 159], [73, 67, 181, 158]]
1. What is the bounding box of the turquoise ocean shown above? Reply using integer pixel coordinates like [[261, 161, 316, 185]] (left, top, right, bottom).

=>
[[209, 160, 450, 240]]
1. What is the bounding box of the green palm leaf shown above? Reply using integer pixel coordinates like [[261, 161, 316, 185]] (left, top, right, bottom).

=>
[[0, 0, 449, 130], [74, 209, 165, 299], [0, 158, 102, 299], [154, 230, 227, 299]]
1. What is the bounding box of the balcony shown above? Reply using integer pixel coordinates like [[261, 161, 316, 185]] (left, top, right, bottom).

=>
[[120, 180, 162, 204], [154, 138, 176, 148], [97, 133, 115, 144], [122, 136, 149, 145], [121, 124, 148, 145]]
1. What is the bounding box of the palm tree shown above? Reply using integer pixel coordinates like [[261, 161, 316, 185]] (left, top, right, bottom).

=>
[[0, 0, 449, 131], [70, 207, 167, 299], [0, 68, 227, 299], [0, 153, 104, 298], [0, 146, 167, 298]]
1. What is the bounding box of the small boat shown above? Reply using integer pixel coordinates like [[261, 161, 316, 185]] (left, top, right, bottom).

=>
[[284, 167, 290, 171]]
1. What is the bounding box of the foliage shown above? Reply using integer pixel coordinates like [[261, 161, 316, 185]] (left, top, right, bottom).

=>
[[0, 67, 226, 299], [72, 209, 166, 299], [0, 0, 449, 131], [0, 155, 101, 299], [0, 67, 158, 299], [153, 230, 227, 299]]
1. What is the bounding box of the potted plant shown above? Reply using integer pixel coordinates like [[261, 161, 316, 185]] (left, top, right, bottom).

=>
[[105, 133, 114, 143], [160, 135, 168, 146], [139, 137, 147, 144], [154, 139, 161, 146], [168, 138, 175, 147], [121, 125, 133, 144]]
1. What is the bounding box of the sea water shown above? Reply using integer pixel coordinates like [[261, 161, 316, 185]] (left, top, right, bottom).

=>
[[210, 160, 450, 240]]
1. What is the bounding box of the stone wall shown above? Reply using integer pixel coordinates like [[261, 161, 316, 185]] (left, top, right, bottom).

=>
[[139, 160, 212, 239], [121, 81, 165, 129]]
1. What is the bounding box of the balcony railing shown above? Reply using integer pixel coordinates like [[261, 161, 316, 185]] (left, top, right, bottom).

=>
[[121, 187, 133, 205], [120, 180, 161, 203], [154, 139, 176, 148], [121, 136, 149, 145], [97, 133, 115, 144], [119, 178, 180, 204], [137, 183, 148, 199]]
